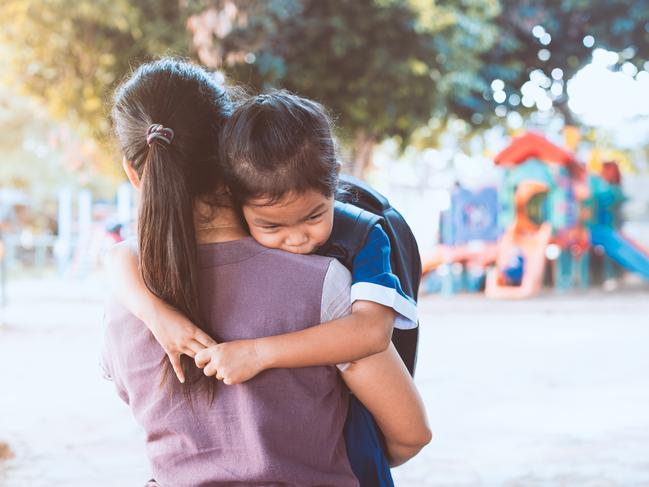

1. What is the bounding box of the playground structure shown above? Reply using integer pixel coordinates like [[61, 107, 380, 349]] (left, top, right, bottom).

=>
[[423, 131, 649, 298], [485, 180, 552, 299], [422, 187, 499, 294], [588, 163, 649, 283]]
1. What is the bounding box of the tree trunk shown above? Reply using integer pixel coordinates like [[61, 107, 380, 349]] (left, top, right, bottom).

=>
[[349, 130, 376, 180], [556, 99, 578, 127]]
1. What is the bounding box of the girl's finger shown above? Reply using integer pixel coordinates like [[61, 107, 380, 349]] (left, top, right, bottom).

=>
[[169, 353, 185, 383], [195, 350, 210, 368], [203, 363, 217, 377]]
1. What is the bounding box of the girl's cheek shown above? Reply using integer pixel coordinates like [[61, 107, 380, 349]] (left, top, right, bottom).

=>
[[321, 215, 335, 241], [249, 228, 264, 243], [253, 230, 282, 249], [317, 224, 331, 242]]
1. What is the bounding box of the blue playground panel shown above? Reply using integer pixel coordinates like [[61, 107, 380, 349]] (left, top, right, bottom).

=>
[[443, 187, 499, 245]]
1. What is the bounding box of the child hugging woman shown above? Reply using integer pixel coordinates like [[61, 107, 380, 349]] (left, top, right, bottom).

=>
[[108, 75, 428, 485]]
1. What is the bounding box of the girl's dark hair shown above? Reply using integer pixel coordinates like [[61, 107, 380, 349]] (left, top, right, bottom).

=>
[[222, 90, 340, 205], [112, 59, 231, 394]]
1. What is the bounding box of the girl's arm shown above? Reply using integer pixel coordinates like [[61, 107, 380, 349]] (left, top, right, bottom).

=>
[[194, 255, 396, 385], [341, 343, 432, 466], [196, 225, 410, 385], [195, 301, 394, 385], [260, 299, 393, 364], [105, 241, 216, 382]]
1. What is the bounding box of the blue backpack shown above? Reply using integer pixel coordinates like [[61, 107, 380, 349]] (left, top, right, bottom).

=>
[[317, 175, 422, 487], [318, 174, 421, 375]]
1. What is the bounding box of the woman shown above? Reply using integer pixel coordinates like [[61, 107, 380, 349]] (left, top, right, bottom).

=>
[[102, 59, 430, 486]]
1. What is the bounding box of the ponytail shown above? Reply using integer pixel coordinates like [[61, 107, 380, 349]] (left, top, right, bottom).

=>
[[112, 59, 232, 398], [138, 143, 201, 325], [138, 143, 209, 397]]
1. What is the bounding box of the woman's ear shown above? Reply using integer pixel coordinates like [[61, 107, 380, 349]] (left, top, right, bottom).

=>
[[122, 157, 142, 190]]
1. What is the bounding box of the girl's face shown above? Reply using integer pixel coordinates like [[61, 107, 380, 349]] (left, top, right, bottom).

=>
[[242, 190, 335, 255]]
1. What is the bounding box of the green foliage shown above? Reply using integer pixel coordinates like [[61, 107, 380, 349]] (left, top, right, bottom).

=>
[[0, 87, 121, 197], [0, 0, 202, 187], [2, 0, 648, 179], [0, 0, 194, 139], [457, 0, 649, 126], [192, 0, 499, 146]]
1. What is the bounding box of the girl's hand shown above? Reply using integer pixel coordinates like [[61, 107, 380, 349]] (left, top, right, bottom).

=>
[[146, 303, 217, 383], [194, 340, 264, 385]]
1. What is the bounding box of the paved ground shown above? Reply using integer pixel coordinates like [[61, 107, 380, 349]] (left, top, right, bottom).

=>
[[1, 274, 648, 486]]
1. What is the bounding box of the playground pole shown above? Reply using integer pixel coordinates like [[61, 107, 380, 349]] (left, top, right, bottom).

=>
[[0, 237, 5, 306], [0, 234, 6, 324], [76, 189, 92, 275], [55, 187, 73, 275], [555, 250, 573, 291], [78, 190, 92, 238], [577, 252, 590, 289]]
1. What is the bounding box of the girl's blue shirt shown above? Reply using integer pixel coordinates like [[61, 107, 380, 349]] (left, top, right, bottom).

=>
[[349, 224, 418, 330]]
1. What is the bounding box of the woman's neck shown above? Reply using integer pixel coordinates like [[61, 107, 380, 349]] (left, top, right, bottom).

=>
[[194, 197, 248, 244]]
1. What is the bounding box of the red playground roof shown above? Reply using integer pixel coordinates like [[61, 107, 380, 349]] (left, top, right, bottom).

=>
[[494, 132, 582, 172]]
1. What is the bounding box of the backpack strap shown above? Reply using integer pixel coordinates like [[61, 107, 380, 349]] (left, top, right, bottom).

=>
[[318, 201, 382, 271]]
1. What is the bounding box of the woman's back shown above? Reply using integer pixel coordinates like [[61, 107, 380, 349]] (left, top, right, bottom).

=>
[[102, 237, 358, 487]]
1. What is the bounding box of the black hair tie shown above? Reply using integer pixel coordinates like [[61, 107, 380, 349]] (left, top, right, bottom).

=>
[[146, 124, 175, 147]]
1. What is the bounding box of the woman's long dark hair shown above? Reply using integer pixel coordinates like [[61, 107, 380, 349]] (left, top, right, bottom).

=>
[[112, 59, 232, 394]]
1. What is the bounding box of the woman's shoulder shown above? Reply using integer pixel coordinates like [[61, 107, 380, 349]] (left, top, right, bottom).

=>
[[267, 247, 337, 274]]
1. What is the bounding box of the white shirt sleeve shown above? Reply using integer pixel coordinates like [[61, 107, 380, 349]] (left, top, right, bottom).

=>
[[320, 259, 353, 371]]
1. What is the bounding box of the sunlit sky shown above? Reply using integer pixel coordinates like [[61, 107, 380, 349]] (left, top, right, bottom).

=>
[[568, 48, 649, 129], [487, 27, 649, 149]]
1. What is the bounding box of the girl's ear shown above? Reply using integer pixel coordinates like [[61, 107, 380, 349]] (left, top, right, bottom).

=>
[[122, 157, 142, 190]]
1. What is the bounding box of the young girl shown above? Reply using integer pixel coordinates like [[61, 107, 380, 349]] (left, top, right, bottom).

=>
[[109, 90, 421, 484]]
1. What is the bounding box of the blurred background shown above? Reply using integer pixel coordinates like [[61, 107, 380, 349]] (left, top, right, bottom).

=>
[[1, 1, 649, 486]]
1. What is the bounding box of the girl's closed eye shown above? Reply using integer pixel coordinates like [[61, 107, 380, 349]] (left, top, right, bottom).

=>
[[261, 224, 280, 231], [308, 212, 325, 222]]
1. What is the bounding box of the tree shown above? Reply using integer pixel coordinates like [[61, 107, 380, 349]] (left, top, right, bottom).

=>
[[0, 0, 196, 142], [0, 88, 119, 197], [4, 0, 647, 181], [0, 0, 514, 177], [187, 0, 499, 176], [453, 0, 649, 128]]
